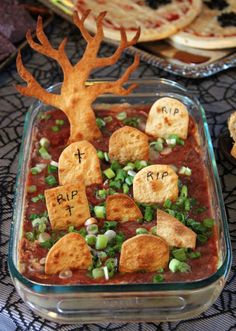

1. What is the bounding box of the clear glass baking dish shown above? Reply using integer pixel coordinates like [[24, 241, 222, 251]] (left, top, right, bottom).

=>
[[8, 78, 232, 323]]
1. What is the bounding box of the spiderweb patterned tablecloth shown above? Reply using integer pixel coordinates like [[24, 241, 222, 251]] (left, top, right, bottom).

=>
[[0, 15, 236, 331]]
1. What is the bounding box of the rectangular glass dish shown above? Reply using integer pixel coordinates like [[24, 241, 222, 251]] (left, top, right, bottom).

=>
[[8, 78, 232, 323]]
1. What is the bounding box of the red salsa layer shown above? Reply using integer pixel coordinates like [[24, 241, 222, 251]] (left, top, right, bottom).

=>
[[19, 104, 218, 285]]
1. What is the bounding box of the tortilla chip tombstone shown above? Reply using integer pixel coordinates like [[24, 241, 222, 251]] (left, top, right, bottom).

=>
[[119, 234, 169, 273], [156, 209, 196, 249], [133, 164, 178, 204], [58, 140, 102, 186], [145, 97, 189, 139], [45, 233, 92, 275], [106, 194, 142, 222], [109, 126, 149, 164], [45, 182, 90, 230]]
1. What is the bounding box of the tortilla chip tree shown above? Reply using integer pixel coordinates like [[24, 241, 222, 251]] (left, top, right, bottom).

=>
[[16, 10, 140, 143]]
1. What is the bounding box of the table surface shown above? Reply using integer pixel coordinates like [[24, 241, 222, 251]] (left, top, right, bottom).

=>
[[0, 13, 236, 331]]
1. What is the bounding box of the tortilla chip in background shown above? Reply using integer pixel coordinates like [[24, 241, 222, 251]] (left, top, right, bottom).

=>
[[133, 164, 178, 204], [45, 182, 90, 230], [119, 234, 169, 273], [109, 126, 149, 164], [58, 140, 102, 186], [106, 194, 143, 222], [145, 97, 189, 139], [156, 209, 196, 249], [45, 233, 92, 275]]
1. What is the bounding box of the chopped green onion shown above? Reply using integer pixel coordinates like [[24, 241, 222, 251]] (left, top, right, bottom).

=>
[[115, 169, 126, 182], [103, 168, 116, 179], [79, 227, 87, 238], [103, 221, 117, 231], [134, 160, 148, 171], [168, 134, 185, 146], [94, 206, 106, 219], [86, 234, 96, 246], [40, 239, 53, 249], [180, 185, 188, 198], [31, 194, 45, 203], [127, 170, 137, 177], [166, 138, 176, 147], [104, 230, 116, 241], [92, 268, 104, 279], [45, 175, 57, 186], [109, 180, 121, 190], [55, 119, 65, 126], [86, 224, 98, 235], [107, 188, 116, 195], [104, 116, 113, 123], [97, 150, 104, 160], [51, 125, 60, 132], [125, 175, 133, 186], [39, 137, 50, 148], [31, 167, 40, 175], [96, 118, 106, 128], [97, 189, 107, 199], [27, 185, 37, 193], [169, 258, 191, 273], [111, 160, 121, 171], [97, 251, 107, 261], [39, 146, 51, 160], [184, 199, 191, 211], [197, 234, 208, 244], [38, 112, 51, 120], [31, 163, 47, 174], [38, 222, 46, 233], [153, 274, 164, 283], [136, 228, 148, 235], [123, 117, 140, 128], [68, 225, 76, 232], [179, 166, 192, 176], [47, 164, 58, 174], [172, 248, 187, 262], [25, 232, 35, 241], [96, 234, 108, 250], [104, 152, 110, 162], [163, 199, 172, 209], [123, 162, 135, 171], [105, 258, 117, 277], [144, 206, 154, 222], [188, 251, 201, 259], [150, 139, 164, 152], [151, 226, 157, 235], [122, 183, 129, 194], [30, 213, 40, 220], [203, 218, 214, 228], [116, 111, 127, 120]]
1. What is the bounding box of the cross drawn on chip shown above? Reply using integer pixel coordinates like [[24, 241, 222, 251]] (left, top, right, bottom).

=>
[[16, 11, 140, 143]]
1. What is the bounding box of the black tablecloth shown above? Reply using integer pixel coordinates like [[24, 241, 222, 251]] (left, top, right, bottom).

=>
[[0, 15, 236, 331]]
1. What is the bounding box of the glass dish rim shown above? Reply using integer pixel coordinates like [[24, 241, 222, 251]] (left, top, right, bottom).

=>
[[8, 77, 232, 295]]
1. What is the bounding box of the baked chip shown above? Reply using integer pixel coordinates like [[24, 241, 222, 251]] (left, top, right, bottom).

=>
[[145, 97, 189, 139], [156, 209, 196, 249], [119, 234, 169, 273], [58, 140, 102, 186], [228, 111, 236, 142], [45, 182, 90, 230], [45, 233, 92, 275], [133, 165, 178, 204], [109, 126, 149, 164], [106, 194, 142, 222]]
